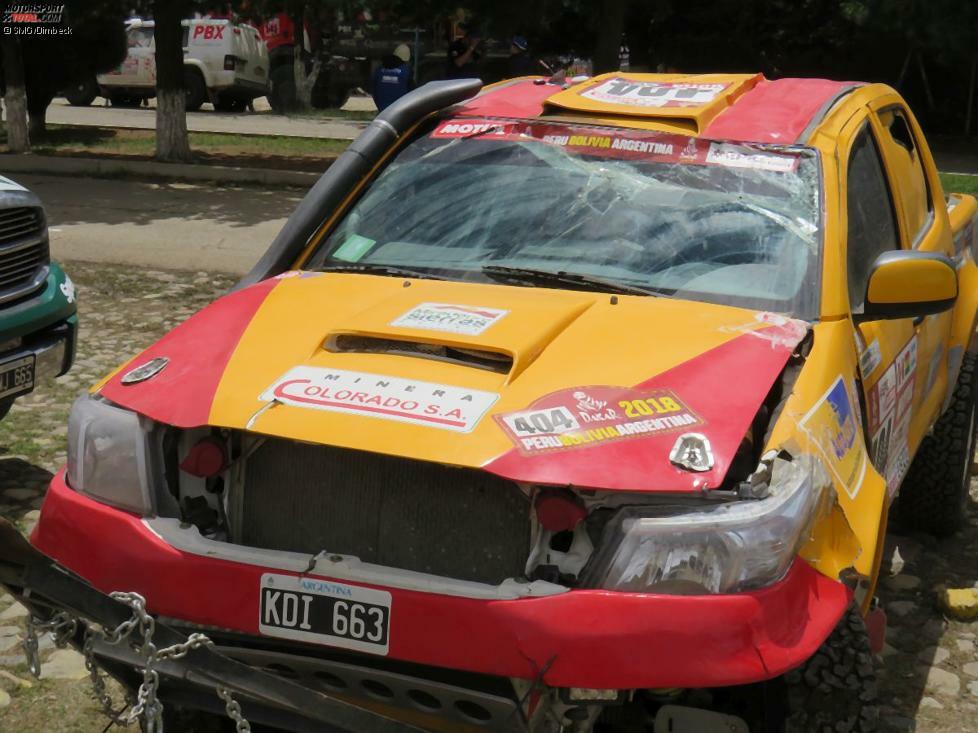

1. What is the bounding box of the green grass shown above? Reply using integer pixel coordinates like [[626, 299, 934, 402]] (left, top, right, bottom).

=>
[[0, 125, 348, 161], [939, 172, 978, 197]]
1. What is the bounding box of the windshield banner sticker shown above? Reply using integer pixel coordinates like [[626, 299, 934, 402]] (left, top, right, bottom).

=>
[[430, 118, 801, 173], [390, 302, 508, 336], [261, 367, 498, 432], [705, 143, 798, 172], [800, 375, 866, 499], [579, 78, 729, 108], [496, 386, 703, 455]]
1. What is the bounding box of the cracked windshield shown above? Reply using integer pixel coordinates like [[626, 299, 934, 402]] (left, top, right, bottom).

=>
[[315, 119, 821, 316]]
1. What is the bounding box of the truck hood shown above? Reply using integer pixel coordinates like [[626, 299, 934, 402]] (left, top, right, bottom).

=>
[[98, 273, 807, 492]]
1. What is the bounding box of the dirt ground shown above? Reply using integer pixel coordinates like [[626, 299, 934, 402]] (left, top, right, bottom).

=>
[[0, 262, 975, 731]]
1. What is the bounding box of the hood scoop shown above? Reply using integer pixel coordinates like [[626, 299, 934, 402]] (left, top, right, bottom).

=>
[[326, 333, 513, 374]]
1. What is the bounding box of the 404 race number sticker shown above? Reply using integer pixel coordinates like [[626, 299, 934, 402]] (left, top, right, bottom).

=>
[[496, 385, 703, 455]]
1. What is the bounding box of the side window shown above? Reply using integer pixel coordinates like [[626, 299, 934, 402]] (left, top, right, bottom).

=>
[[127, 28, 154, 49], [846, 125, 900, 310], [877, 107, 932, 243]]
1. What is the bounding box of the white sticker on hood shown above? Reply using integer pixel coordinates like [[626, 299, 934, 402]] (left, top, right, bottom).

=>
[[261, 367, 498, 432], [390, 302, 507, 336]]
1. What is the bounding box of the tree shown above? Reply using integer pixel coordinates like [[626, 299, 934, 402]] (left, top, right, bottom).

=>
[[154, 0, 193, 162], [593, 0, 628, 73], [1, 36, 29, 153], [0, 1, 126, 147]]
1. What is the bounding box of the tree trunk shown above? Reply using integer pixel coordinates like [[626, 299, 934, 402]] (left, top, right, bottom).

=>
[[153, 0, 191, 162], [1, 36, 30, 153], [593, 0, 628, 74], [291, 8, 317, 110], [27, 89, 52, 139]]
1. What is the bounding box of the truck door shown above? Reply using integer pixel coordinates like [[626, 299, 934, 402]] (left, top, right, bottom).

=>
[[869, 101, 954, 439], [840, 115, 916, 496]]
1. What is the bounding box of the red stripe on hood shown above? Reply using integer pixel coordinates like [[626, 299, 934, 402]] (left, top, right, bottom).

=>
[[98, 279, 279, 427], [483, 325, 802, 492]]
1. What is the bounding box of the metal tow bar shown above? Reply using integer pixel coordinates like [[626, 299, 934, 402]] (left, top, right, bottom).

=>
[[0, 517, 425, 733]]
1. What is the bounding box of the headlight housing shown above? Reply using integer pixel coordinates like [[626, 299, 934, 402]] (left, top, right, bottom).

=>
[[66, 394, 158, 514], [585, 454, 833, 595]]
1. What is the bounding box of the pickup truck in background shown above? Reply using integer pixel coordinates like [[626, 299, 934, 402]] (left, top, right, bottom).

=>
[[66, 18, 269, 112]]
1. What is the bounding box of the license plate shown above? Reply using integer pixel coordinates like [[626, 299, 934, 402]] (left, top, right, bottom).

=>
[[0, 354, 34, 401], [258, 573, 391, 655]]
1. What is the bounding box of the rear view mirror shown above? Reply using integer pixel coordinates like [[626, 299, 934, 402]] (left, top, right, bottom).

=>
[[857, 250, 957, 322]]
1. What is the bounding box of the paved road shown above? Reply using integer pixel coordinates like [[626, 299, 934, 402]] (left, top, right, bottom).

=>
[[38, 96, 368, 140], [21, 173, 304, 276]]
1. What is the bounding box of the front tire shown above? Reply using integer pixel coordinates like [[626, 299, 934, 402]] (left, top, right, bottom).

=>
[[784, 606, 878, 732], [896, 351, 977, 535]]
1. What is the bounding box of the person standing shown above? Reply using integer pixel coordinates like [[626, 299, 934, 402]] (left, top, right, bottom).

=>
[[507, 35, 536, 77], [372, 44, 413, 111], [445, 23, 481, 79]]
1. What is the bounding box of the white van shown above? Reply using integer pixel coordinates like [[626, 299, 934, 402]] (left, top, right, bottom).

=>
[[89, 18, 269, 111]]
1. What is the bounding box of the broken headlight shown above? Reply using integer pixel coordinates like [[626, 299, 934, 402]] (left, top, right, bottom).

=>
[[66, 394, 157, 514], [585, 455, 833, 595]]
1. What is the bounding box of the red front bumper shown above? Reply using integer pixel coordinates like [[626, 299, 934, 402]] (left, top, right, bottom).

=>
[[33, 470, 852, 689]]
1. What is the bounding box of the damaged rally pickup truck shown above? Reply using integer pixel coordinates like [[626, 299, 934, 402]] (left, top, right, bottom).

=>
[[4, 72, 978, 733]]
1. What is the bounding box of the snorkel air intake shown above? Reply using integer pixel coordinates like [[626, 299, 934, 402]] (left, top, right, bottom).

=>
[[236, 78, 484, 288]]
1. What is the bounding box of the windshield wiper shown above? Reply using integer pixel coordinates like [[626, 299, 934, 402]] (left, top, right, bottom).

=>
[[318, 261, 447, 281], [482, 265, 658, 296]]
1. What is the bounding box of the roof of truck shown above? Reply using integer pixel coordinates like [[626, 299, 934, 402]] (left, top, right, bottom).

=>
[[452, 73, 861, 145]]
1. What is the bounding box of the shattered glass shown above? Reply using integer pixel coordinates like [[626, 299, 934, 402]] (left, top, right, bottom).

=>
[[311, 119, 822, 318]]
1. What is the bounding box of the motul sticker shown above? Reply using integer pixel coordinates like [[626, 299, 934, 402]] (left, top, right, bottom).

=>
[[580, 78, 728, 108], [261, 367, 498, 432], [390, 302, 508, 336], [496, 386, 702, 455]]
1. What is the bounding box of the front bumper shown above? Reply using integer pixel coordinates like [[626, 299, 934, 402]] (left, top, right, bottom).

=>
[[0, 516, 426, 733], [32, 471, 852, 691]]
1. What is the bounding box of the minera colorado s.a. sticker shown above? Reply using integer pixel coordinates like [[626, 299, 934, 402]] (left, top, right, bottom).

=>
[[390, 302, 508, 336], [496, 386, 703, 455], [261, 367, 498, 432]]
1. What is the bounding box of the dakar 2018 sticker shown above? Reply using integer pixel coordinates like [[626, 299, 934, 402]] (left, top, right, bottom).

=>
[[800, 376, 866, 499], [580, 78, 728, 108], [496, 386, 702, 455]]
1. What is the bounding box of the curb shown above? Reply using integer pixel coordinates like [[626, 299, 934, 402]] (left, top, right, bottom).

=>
[[0, 153, 322, 187]]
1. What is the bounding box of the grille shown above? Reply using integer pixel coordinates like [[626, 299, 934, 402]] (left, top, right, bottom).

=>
[[0, 207, 47, 297], [236, 439, 531, 585]]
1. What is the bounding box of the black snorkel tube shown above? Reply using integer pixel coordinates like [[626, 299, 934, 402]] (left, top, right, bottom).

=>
[[236, 78, 483, 288]]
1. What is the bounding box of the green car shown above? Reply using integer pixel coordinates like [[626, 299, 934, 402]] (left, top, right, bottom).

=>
[[0, 175, 76, 421]]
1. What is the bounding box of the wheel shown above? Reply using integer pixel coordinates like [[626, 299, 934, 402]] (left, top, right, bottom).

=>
[[64, 76, 98, 106], [896, 351, 977, 535], [268, 65, 296, 112], [184, 68, 207, 112], [784, 605, 878, 732]]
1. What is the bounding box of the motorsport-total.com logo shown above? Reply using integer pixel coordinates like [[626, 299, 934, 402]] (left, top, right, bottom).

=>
[[2, 3, 71, 35]]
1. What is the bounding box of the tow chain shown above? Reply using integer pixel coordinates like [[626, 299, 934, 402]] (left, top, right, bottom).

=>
[[23, 592, 251, 732]]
